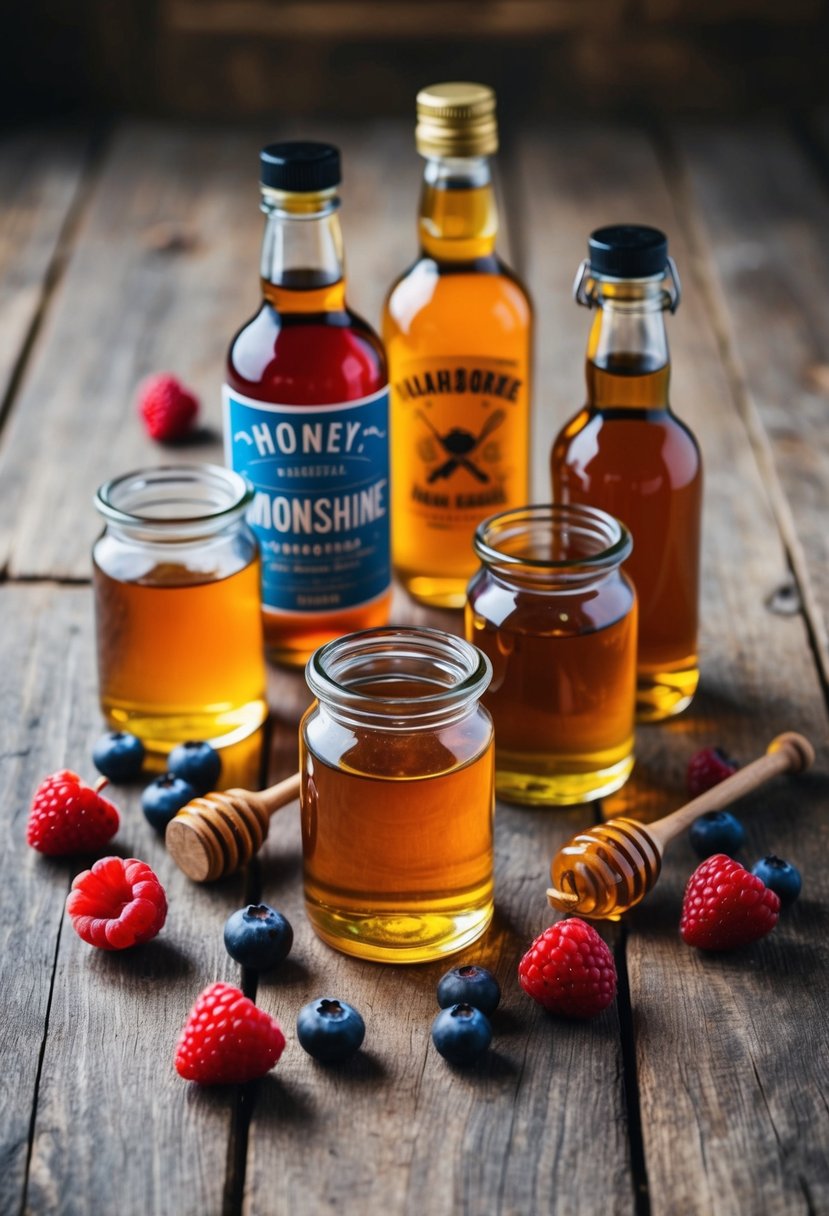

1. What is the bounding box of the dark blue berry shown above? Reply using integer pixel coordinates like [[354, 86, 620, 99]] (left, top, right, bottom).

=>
[[431, 1004, 492, 1065], [141, 773, 198, 832], [92, 731, 145, 782], [167, 741, 221, 795], [437, 965, 501, 1016], [752, 856, 802, 907], [224, 904, 293, 970], [296, 998, 365, 1063], [689, 810, 746, 858]]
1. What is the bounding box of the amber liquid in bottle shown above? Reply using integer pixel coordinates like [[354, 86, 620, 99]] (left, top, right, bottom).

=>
[[300, 677, 494, 963], [553, 309, 702, 720], [384, 167, 532, 608], [94, 561, 268, 750]]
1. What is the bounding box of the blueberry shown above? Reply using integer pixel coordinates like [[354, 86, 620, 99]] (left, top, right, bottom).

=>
[[296, 998, 365, 1063], [224, 904, 293, 970], [689, 810, 746, 858], [92, 731, 145, 782], [141, 773, 198, 832], [431, 1003, 492, 1065], [752, 855, 802, 907], [437, 965, 501, 1016], [167, 741, 221, 795]]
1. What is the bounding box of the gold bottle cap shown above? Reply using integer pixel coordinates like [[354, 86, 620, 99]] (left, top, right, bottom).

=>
[[415, 82, 499, 158]]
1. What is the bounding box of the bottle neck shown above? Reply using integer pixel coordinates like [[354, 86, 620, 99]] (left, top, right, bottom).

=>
[[584, 279, 671, 410], [259, 189, 346, 312], [418, 156, 498, 263]]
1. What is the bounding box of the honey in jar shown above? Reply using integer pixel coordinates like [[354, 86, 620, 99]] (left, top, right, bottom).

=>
[[551, 225, 702, 720], [466, 504, 637, 805], [300, 627, 494, 963], [93, 465, 268, 754]]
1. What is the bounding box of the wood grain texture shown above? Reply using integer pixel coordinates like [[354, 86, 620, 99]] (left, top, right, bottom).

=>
[[0, 123, 269, 579], [669, 119, 829, 692], [519, 123, 829, 1215], [0, 126, 89, 417], [0, 585, 98, 1215], [21, 590, 261, 1214]]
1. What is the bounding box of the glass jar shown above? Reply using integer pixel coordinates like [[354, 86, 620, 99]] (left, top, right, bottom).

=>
[[465, 503, 637, 805], [300, 626, 494, 963], [93, 464, 268, 754]]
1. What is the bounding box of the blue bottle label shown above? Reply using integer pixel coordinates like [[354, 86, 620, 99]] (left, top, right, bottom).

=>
[[223, 385, 391, 614]]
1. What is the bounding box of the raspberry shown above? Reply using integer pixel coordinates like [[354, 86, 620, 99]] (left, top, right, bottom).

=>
[[518, 918, 617, 1018], [66, 856, 167, 950], [686, 746, 738, 798], [175, 982, 285, 1084], [137, 373, 199, 441], [680, 854, 780, 951], [27, 770, 119, 855]]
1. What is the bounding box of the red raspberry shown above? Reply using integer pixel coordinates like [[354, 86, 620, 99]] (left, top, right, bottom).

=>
[[686, 746, 738, 797], [137, 373, 199, 441], [174, 982, 286, 1084], [27, 770, 119, 855], [680, 854, 780, 951], [66, 856, 167, 950], [518, 918, 617, 1018]]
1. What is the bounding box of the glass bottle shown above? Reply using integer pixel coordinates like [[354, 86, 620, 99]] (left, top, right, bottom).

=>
[[93, 464, 268, 754], [551, 225, 702, 720], [300, 626, 494, 963], [225, 141, 391, 667], [466, 504, 637, 805], [383, 83, 532, 608]]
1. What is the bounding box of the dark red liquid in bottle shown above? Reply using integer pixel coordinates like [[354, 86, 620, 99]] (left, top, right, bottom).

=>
[[226, 271, 391, 666]]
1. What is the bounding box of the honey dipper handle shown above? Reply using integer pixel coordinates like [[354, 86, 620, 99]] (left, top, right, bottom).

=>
[[647, 732, 814, 851], [254, 770, 302, 818]]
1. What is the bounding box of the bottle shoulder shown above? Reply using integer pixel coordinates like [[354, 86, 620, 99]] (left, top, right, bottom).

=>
[[552, 405, 703, 485], [227, 301, 387, 404], [384, 255, 532, 338]]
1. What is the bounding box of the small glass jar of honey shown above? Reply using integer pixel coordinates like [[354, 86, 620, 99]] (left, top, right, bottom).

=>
[[300, 626, 494, 963], [465, 503, 637, 806], [93, 464, 268, 755]]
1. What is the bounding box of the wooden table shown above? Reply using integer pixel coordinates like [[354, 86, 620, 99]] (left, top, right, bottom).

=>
[[2, 115, 828, 1216]]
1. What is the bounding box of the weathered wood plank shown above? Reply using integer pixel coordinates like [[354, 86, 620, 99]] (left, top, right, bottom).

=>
[[0, 126, 90, 417], [669, 119, 829, 692], [0, 585, 96, 1215], [243, 125, 634, 1216], [0, 122, 267, 580], [13, 583, 261, 1215], [518, 122, 829, 1215]]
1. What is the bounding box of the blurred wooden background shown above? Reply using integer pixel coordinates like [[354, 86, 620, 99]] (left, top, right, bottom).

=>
[[6, 0, 829, 121]]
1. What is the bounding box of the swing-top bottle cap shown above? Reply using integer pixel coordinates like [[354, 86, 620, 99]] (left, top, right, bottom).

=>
[[415, 83, 499, 158], [260, 141, 341, 192], [587, 224, 669, 279]]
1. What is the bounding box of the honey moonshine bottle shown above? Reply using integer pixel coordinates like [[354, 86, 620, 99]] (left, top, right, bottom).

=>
[[225, 142, 391, 666], [383, 83, 532, 608], [551, 225, 702, 720]]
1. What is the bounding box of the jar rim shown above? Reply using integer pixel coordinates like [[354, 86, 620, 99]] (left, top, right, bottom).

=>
[[306, 626, 492, 724], [473, 503, 632, 575], [95, 464, 253, 538]]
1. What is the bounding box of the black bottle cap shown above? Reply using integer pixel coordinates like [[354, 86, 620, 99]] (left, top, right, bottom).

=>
[[259, 141, 341, 192], [587, 224, 668, 279]]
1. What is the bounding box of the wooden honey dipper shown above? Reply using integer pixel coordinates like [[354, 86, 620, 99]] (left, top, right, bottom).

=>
[[165, 771, 301, 882], [546, 732, 814, 921]]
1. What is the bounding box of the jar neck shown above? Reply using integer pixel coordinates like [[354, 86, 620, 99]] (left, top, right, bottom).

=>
[[418, 156, 498, 263], [259, 188, 346, 313], [306, 627, 492, 731], [474, 504, 632, 591], [95, 464, 252, 544]]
